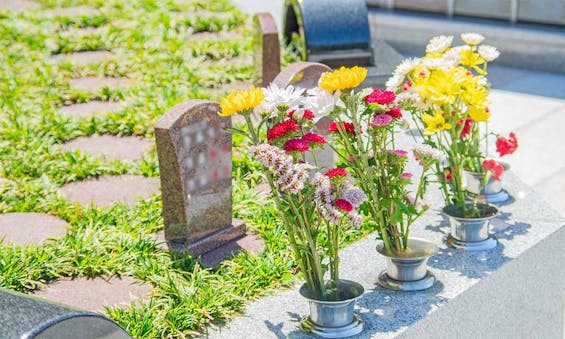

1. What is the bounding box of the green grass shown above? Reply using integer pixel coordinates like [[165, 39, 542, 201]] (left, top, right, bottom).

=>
[[0, 1, 371, 337]]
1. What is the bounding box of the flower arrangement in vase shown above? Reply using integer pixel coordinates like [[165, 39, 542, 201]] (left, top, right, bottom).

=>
[[386, 33, 519, 250], [304, 66, 443, 290], [218, 85, 366, 337]]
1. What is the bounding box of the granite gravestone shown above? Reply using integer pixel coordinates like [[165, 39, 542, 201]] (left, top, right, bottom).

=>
[[253, 12, 281, 86], [282, 0, 404, 88], [155, 100, 245, 256], [272, 61, 337, 171]]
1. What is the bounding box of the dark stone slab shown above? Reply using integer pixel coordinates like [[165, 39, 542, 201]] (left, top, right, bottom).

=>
[[155, 100, 244, 255], [0, 288, 130, 339], [0, 213, 69, 246], [59, 175, 160, 207], [33, 277, 151, 313], [393, 0, 448, 13], [454, 0, 512, 21], [283, 0, 372, 67], [253, 12, 281, 86]]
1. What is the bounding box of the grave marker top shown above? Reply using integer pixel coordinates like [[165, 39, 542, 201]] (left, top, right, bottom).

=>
[[155, 100, 243, 253]]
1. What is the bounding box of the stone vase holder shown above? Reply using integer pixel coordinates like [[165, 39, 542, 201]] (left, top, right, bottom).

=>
[[299, 280, 364, 338], [376, 238, 438, 291], [443, 203, 499, 251], [463, 161, 511, 204]]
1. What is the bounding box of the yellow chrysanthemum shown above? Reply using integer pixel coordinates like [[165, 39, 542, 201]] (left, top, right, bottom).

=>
[[319, 66, 368, 92], [460, 49, 486, 74], [422, 111, 452, 135], [414, 68, 465, 106], [218, 86, 264, 117], [468, 106, 491, 122]]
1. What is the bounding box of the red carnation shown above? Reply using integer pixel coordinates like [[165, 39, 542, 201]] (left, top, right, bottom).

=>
[[326, 167, 348, 178], [328, 121, 358, 134], [287, 110, 296, 118], [267, 119, 299, 141], [365, 88, 396, 105], [301, 132, 326, 145], [386, 107, 402, 119], [284, 138, 309, 153], [482, 159, 504, 181], [302, 109, 315, 120], [458, 118, 473, 138], [496, 132, 518, 157], [334, 199, 353, 213]]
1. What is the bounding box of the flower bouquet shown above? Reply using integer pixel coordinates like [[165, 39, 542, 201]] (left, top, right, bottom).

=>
[[308, 66, 442, 290], [386, 33, 519, 250], [218, 85, 366, 336]]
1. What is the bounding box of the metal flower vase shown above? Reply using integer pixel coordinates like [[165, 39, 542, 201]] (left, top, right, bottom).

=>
[[376, 238, 438, 291], [464, 161, 510, 204], [299, 280, 364, 338], [443, 203, 499, 251]]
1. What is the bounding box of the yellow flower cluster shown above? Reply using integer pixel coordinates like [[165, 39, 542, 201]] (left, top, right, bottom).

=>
[[218, 86, 264, 117], [319, 66, 368, 92]]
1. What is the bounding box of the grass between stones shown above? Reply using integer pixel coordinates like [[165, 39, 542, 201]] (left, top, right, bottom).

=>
[[0, 0, 372, 337]]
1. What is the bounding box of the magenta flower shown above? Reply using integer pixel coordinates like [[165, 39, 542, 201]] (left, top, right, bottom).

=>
[[370, 114, 393, 127]]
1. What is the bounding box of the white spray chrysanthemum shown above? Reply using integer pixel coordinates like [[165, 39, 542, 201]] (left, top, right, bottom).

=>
[[461, 32, 485, 45], [257, 84, 304, 113], [304, 87, 339, 119], [394, 57, 421, 76], [478, 45, 500, 62], [385, 74, 404, 91], [425, 35, 453, 54]]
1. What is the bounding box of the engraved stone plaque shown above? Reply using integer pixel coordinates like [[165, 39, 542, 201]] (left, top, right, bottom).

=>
[[155, 100, 245, 255]]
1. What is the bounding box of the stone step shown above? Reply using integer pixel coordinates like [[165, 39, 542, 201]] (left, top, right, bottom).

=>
[[60, 135, 153, 162], [42, 6, 99, 18], [52, 51, 114, 66], [59, 175, 160, 208], [69, 77, 131, 92], [33, 277, 151, 313], [0, 213, 69, 246], [0, 0, 38, 11], [57, 101, 123, 118]]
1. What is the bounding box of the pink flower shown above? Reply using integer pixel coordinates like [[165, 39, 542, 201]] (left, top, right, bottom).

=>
[[365, 89, 396, 104], [326, 167, 348, 178], [400, 172, 413, 180], [496, 132, 518, 157], [370, 114, 393, 127], [402, 80, 412, 92], [334, 199, 353, 213], [386, 107, 403, 119], [284, 138, 309, 153], [482, 159, 504, 181], [301, 132, 326, 145], [393, 150, 408, 157]]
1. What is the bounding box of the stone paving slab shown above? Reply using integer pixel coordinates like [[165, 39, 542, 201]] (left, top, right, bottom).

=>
[[200, 233, 265, 267], [60, 135, 153, 162], [52, 51, 114, 66], [534, 168, 565, 216], [69, 77, 131, 92], [0, 0, 39, 11], [58, 100, 123, 118], [208, 171, 565, 338], [0, 213, 69, 246], [42, 6, 99, 18], [33, 277, 151, 313], [59, 175, 160, 207], [190, 30, 243, 42], [499, 71, 565, 99]]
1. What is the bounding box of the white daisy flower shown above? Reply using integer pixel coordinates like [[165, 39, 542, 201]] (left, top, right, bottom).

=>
[[394, 57, 421, 76], [478, 45, 500, 62], [425, 35, 453, 54], [422, 57, 445, 70], [304, 87, 339, 119], [441, 48, 462, 67], [394, 92, 421, 105], [385, 75, 404, 91], [461, 32, 485, 45], [257, 83, 304, 113]]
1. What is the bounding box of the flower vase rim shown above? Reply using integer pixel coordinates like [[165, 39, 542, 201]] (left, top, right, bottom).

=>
[[375, 237, 438, 260], [299, 279, 364, 303], [441, 202, 499, 221]]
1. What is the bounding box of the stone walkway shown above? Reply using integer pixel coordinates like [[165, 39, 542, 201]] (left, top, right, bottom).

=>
[[58, 100, 123, 118], [0, 213, 69, 246], [60, 135, 153, 162]]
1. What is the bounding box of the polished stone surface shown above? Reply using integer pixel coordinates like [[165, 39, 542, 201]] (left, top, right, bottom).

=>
[[59, 175, 160, 207], [0, 213, 69, 246], [60, 135, 153, 162], [155, 100, 244, 254], [253, 12, 281, 86]]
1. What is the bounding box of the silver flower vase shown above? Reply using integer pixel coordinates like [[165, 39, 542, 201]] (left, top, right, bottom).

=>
[[443, 203, 499, 251], [464, 161, 510, 204]]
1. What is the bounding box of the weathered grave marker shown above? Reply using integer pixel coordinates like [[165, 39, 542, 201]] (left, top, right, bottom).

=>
[[155, 100, 245, 256], [253, 12, 281, 86]]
